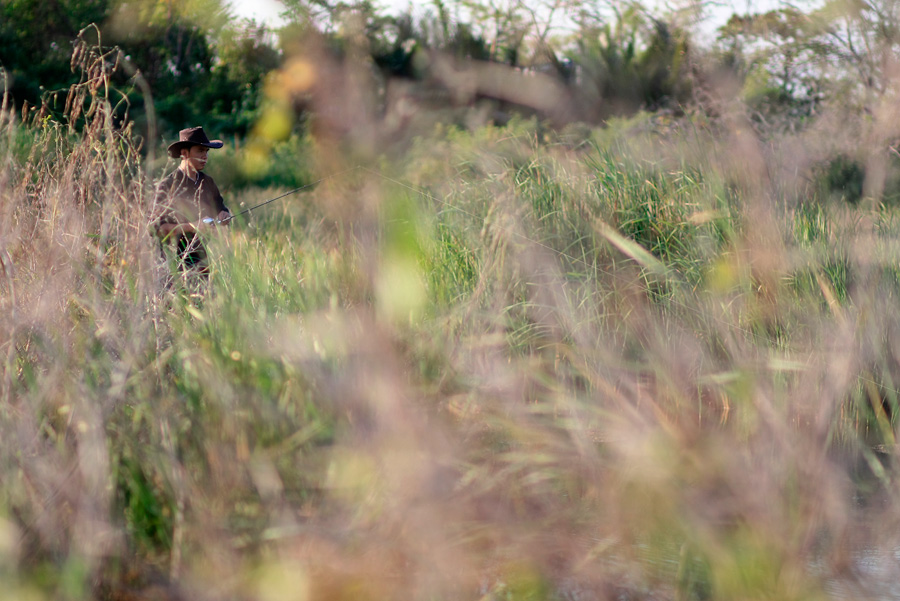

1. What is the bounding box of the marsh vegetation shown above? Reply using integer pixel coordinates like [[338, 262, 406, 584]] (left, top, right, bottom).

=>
[[5, 1, 900, 600]]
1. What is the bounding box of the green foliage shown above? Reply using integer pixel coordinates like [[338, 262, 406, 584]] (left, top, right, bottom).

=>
[[425, 222, 480, 308], [12, 1, 900, 600], [200, 23, 282, 135], [107, 2, 280, 138], [716, 8, 828, 122], [371, 7, 492, 78], [114, 450, 175, 553], [206, 132, 314, 190], [7, 105, 900, 601], [821, 155, 865, 204], [0, 0, 112, 107], [1, 0, 281, 145], [806, 154, 900, 207], [568, 8, 693, 120]]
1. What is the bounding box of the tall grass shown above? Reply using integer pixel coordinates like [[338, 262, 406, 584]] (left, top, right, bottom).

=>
[[5, 34, 900, 601]]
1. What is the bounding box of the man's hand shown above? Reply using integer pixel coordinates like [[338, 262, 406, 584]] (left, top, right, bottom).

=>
[[157, 221, 197, 240], [200, 212, 230, 228]]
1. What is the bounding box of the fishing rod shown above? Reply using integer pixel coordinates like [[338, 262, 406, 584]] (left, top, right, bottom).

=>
[[202, 166, 360, 225]]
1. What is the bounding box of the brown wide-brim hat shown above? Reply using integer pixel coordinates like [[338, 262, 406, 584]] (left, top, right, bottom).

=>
[[167, 126, 224, 158]]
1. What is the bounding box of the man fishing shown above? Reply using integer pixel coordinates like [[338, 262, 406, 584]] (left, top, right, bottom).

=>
[[153, 126, 231, 277]]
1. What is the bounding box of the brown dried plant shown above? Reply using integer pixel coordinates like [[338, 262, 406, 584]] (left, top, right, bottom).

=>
[[3, 19, 900, 601]]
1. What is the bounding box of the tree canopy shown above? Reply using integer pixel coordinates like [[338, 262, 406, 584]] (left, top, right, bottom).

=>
[[1, 0, 894, 148]]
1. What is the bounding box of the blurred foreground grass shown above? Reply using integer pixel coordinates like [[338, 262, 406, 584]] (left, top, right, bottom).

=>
[[5, 81, 900, 601]]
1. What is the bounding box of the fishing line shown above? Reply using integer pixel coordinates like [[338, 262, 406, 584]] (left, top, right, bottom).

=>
[[207, 166, 361, 224]]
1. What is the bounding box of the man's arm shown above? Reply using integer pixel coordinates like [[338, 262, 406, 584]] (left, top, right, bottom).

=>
[[152, 174, 184, 239], [209, 177, 232, 226], [157, 221, 198, 240]]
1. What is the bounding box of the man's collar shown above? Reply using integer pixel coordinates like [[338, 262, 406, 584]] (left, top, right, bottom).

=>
[[176, 168, 203, 184]]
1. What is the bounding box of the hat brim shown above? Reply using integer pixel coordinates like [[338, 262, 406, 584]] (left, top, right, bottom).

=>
[[167, 139, 224, 158]]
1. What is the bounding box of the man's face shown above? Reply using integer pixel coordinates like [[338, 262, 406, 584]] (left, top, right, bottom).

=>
[[181, 145, 209, 171]]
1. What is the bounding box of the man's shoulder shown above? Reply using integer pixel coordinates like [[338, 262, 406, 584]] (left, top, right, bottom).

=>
[[156, 169, 181, 192], [197, 172, 223, 196], [198, 171, 219, 186]]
